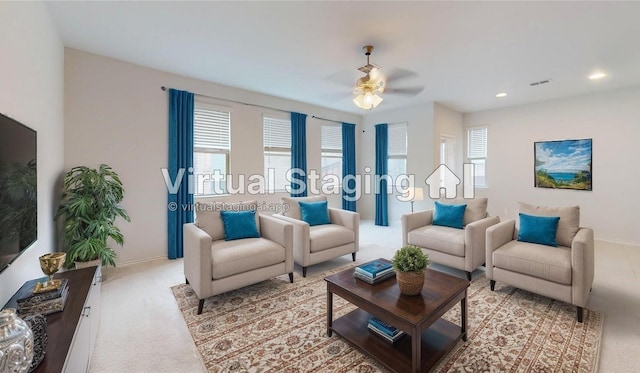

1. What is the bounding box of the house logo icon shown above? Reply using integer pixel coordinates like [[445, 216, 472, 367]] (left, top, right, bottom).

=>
[[424, 164, 476, 199]]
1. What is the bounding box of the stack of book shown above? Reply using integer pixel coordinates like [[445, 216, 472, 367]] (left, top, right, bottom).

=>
[[367, 317, 405, 343], [353, 260, 395, 284], [15, 278, 69, 317]]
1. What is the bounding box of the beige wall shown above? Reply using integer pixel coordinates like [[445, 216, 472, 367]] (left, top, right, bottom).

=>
[[464, 87, 640, 246], [64, 49, 361, 265], [0, 2, 64, 305], [433, 102, 464, 175]]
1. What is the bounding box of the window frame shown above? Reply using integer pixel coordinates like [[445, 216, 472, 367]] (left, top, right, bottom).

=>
[[320, 123, 343, 190], [193, 99, 231, 196], [387, 122, 408, 186], [467, 126, 488, 188], [263, 113, 292, 193]]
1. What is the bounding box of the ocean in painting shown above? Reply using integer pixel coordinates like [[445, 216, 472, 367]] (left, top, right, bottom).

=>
[[547, 172, 577, 182]]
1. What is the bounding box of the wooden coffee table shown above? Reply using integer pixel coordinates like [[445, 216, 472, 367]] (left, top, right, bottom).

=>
[[325, 260, 469, 373]]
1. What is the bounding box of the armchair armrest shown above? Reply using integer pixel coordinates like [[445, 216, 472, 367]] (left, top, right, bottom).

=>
[[183, 223, 213, 299], [485, 220, 515, 279], [328, 208, 359, 231], [401, 210, 433, 246], [465, 216, 501, 270], [259, 214, 294, 271], [571, 227, 595, 307], [273, 214, 311, 264], [328, 208, 360, 253]]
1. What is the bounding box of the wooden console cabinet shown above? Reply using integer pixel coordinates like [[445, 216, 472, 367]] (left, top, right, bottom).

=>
[[3, 266, 102, 373]]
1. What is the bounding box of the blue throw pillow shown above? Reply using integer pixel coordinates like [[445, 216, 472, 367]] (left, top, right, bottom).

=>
[[517, 213, 560, 247], [298, 201, 331, 226], [433, 201, 467, 229], [220, 210, 260, 241]]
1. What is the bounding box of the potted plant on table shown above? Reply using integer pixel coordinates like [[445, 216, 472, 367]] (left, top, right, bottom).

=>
[[55, 164, 130, 269], [392, 245, 430, 296]]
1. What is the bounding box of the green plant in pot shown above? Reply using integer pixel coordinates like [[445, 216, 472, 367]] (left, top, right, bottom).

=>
[[392, 245, 430, 296], [55, 164, 130, 269]]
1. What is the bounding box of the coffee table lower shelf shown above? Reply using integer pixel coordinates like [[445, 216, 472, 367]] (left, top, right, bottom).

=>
[[331, 308, 462, 373]]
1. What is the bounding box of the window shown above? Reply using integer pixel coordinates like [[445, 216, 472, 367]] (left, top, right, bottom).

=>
[[193, 100, 230, 195], [440, 135, 457, 190], [388, 123, 408, 184], [467, 126, 488, 187], [263, 115, 291, 192], [321, 124, 342, 189]]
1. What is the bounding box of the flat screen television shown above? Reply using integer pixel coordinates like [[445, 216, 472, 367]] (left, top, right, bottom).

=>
[[0, 112, 37, 273]]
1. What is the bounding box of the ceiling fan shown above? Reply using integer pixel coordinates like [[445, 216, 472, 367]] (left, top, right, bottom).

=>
[[351, 45, 424, 110]]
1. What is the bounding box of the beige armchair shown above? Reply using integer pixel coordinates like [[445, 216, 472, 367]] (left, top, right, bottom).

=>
[[485, 203, 594, 322], [184, 201, 294, 314], [402, 198, 499, 280], [275, 196, 359, 277]]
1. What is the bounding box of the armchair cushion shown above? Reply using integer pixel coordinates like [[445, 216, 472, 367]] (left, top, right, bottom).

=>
[[518, 202, 579, 248], [517, 213, 560, 247], [492, 240, 572, 285], [407, 225, 465, 256], [211, 238, 286, 279], [309, 224, 355, 253], [433, 201, 466, 229], [195, 200, 260, 240], [438, 197, 488, 226], [282, 195, 326, 220], [220, 210, 260, 241], [299, 200, 330, 226]]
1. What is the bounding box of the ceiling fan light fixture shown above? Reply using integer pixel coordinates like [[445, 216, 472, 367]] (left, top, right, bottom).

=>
[[353, 91, 383, 110]]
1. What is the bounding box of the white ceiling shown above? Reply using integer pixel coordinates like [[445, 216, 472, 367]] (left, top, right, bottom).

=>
[[45, 1, 640, 115]]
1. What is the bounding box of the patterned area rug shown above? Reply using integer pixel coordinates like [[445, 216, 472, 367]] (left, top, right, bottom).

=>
[[171, 265, 602, 372]]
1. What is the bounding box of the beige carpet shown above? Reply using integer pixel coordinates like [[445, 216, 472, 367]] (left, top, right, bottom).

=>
[[171, 265, 603, 372]]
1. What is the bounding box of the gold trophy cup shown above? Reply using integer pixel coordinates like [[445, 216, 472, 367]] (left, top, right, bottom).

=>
[[35, 252, 66, 293]]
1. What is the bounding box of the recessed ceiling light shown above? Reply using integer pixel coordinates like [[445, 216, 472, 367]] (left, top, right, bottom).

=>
[[496, 92, 507, 98], [589, 72, 607, 80]]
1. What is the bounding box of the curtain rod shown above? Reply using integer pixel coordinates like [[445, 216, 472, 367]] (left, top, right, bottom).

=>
[[161, 86, 349, 125]]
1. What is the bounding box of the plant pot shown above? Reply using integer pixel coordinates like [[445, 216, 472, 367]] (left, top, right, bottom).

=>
[[396, 270, 425, 296], [74, 259, 101, 269]]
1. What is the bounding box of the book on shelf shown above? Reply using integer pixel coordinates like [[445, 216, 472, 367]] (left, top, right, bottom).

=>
[[369, 317, 402, 337], [367, 323, 405, 343], [18, 285, 69, 317], [356, 260, 393, 277], [17, 278, 69, 307], [353, 270, 395, 284], [354, 266, 394, 279]]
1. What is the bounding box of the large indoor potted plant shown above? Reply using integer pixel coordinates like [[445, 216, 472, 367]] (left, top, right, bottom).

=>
[[392, 245, 430, 296], [55, 164, 130, 269]]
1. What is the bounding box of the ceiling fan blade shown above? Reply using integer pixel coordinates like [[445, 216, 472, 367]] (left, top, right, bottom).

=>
[[385, 86, 425, 96], [324, 70, 359, 87], [385, 68, 419, 83]]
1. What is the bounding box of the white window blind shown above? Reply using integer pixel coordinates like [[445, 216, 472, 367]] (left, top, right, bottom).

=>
[[467, 126, 488, 187], [467, 127, 487, 159], [321, 124, 342, 152], [388, 123, 408, 156], [263, 116, 291, 151], [194, 102, 230, 152], [264, 115, 291, 192]]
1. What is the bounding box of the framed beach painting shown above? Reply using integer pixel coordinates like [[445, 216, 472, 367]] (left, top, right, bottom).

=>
[[534, 138, 592, 191]]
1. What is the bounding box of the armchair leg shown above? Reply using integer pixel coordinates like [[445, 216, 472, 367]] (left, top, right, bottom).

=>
[[302, 267, 307, 278], [289, 273, 294, 283], [352, 253, 356, 261], [197, 299, 205, 315], [490, 280, 496, 291], [466, 271, 472, 281], [577, 306, 584, 323], [186, 277, 189, 285]]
